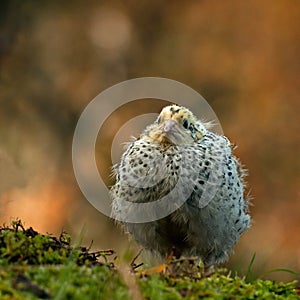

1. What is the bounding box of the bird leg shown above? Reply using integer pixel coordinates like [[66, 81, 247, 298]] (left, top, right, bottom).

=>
[[203, 264, 215, 276], [141, 248, 175, 276]]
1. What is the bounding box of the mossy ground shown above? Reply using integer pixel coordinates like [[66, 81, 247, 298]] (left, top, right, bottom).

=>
[[0, 221, 299, 299]]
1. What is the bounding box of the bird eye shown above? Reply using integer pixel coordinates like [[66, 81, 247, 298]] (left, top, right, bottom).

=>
[[183, 119, 189, 129]]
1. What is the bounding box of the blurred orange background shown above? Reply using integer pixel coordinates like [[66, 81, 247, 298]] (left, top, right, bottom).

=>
[[0, 0, 299, 281]]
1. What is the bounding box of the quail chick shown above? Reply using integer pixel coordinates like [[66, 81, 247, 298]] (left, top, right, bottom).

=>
[[111, 104, 250, 268]]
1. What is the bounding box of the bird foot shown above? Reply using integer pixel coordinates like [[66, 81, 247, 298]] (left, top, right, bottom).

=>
[[141, 263, 168, 276], [130, 248, 215, 279], [203, 265, 215, 276], [140, 249, 174, 276]]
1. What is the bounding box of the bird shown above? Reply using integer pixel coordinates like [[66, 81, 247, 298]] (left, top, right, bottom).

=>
[[110, 104, 250, 270]]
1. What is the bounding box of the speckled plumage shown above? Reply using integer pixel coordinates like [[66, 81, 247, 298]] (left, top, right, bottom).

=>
[[111, 105, 250, 267]]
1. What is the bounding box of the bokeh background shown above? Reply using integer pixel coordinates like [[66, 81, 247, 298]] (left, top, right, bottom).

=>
[[0, 0, 299, 281]]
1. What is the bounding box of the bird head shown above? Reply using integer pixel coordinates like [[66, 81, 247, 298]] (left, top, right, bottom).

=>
[[144, 105, 206, 145]]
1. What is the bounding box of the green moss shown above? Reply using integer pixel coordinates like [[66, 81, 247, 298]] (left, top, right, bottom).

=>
[[0, 220, 104, 266], [138, 271, 299, 300], [0, 220, 129, 299], [0, 265, 130, 299], [0, 221, 299, 299]]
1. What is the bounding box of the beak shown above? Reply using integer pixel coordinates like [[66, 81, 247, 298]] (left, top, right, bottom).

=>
[[163, 119, 177, 133]]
